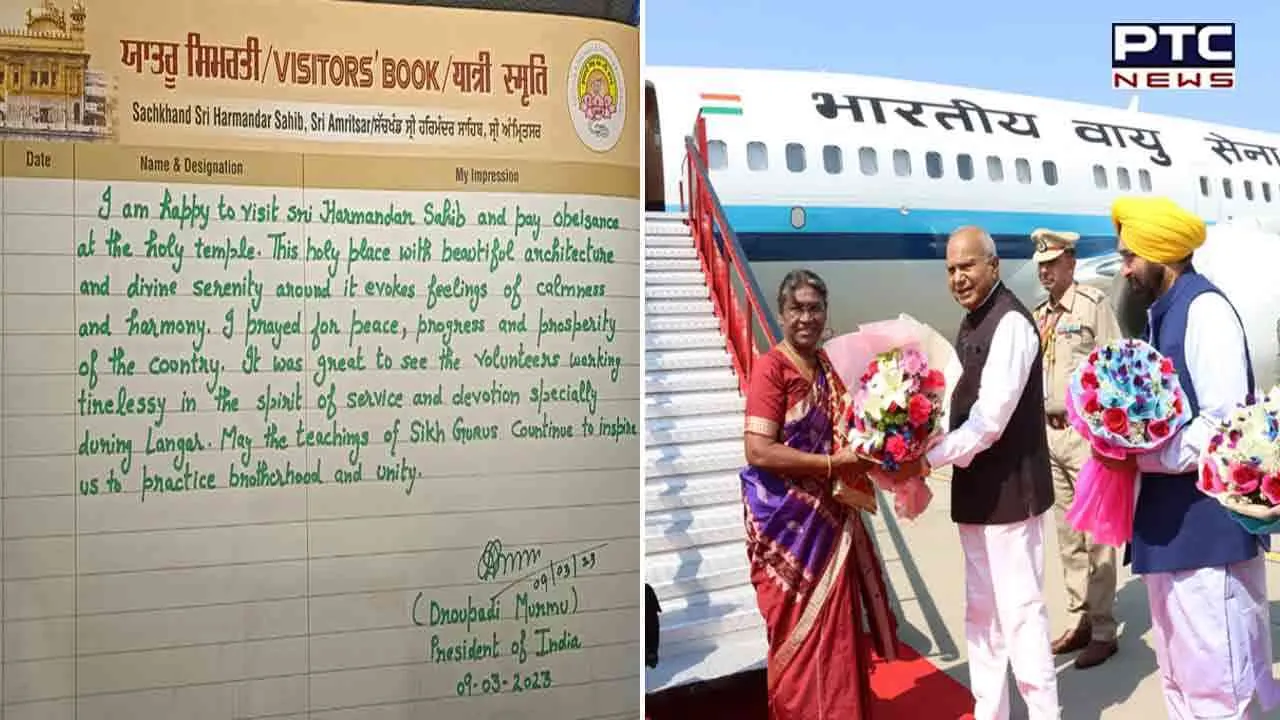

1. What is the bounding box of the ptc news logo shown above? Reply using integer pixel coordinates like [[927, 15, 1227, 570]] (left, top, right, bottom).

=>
[[1112, 23, 1236, 90]]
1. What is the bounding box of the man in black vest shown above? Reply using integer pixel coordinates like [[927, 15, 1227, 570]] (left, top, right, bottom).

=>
[[891, 226, 1059, 720], [1104, 196, 1279, 718]]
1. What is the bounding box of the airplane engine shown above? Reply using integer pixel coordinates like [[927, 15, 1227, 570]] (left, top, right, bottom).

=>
[[1109, 221, 1280, 391]]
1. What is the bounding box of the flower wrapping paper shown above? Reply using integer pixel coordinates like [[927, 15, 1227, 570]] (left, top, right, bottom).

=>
[[1064, 338, 1193, 546]]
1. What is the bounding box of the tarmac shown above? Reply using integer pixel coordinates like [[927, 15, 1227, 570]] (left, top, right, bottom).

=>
[[876, 466, 1280, 719]]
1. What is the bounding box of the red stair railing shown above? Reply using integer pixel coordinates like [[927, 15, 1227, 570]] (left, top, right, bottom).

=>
[[678, 114, 781, 393]]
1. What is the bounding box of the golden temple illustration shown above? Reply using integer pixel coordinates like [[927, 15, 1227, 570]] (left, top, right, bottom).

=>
[[0, 0, 114, 140]]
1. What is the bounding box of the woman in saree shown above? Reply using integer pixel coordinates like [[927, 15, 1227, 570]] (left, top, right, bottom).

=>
[[741, 269, 900, 719]]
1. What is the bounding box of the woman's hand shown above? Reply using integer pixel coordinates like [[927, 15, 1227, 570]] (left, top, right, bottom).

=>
[[831, 446, 868, 471]]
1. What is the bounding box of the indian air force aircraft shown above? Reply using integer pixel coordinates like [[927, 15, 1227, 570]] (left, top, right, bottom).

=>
[[643, 65, 1280, 387]]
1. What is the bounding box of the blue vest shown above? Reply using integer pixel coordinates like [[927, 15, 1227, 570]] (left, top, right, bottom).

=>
[[1128, 270, 1264, 574]]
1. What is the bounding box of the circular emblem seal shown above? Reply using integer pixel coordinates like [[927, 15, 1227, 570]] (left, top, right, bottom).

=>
[[566, 39, 626, 153]]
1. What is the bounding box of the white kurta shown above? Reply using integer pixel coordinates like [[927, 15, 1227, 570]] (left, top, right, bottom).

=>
[[927, 293, 1061, 720], [1135, 291, 1280, 719]]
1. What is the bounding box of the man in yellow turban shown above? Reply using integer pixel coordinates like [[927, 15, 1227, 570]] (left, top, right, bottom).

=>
[[1111, 196, 1207, 307], [1106, 196, 1280, 717]]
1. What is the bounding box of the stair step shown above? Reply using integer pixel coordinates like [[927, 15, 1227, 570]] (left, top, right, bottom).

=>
[[646, 541, 750, 594], [645, 237, 696, 251], [646, 368, 739, 395], [646, 469, 743, 512], [646, 503, 747, 554], [646, 299, 714, 316], [646, 239, 695, 252], [646, 330, 726, 351], [645, 244, 697, 259], [646, 284, 709, 300], [646, 258, 702, 272], [646, 390, 744, 419], [645, 217, 691, 234], [646, 270, 705, 286], [646, 348, 733, 373], [646, 413, 742, 447], [650, 584, 763, 648], [647, 439, 744, 479], [645, 314, 720, 333]]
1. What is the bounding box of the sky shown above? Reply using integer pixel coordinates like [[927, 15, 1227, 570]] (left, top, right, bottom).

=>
[[643, 0, 1279, 132]]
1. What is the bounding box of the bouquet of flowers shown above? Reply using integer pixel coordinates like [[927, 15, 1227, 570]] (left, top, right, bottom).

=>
[[826, 315, 959, 521], [841, 346, 947, 519], [1064, 338, 1193, 546], [1196, 386, 1280, 535]]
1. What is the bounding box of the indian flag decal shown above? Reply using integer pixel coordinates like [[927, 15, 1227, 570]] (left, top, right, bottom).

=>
[[699, 93, 742, 116]]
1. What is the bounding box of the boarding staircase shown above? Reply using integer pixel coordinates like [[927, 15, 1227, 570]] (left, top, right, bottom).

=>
[[643, 117, 967, 699], [644, 120, 779, 692]]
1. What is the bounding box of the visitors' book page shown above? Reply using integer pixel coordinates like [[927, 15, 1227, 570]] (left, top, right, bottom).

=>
[[0, 1, 640, 718]]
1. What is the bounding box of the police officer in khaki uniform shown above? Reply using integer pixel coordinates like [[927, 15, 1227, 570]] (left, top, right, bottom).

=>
[[1031, 228, 1124, 669]]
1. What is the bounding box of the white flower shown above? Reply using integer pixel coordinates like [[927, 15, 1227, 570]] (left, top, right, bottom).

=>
[[867, 373, 886, 396], [879, 369, 910, 409], [867, 431, 885, 451]]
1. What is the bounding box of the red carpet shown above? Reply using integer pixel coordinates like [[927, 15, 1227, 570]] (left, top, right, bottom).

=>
[[647, 642, 975, 719], [869, 642, 976, 719]]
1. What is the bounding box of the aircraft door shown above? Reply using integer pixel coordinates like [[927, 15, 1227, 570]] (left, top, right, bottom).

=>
[[645, 82, 666, 211]]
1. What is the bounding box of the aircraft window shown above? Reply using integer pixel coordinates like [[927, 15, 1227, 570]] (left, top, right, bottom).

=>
[[926, 151, 943, 179], [1199, 176, 1211, 196], [1222, 178, 1233, 198], [822, 145, 843, 174], [1092, 164, 1108, 189], [1042, 161, 1059, 186], [785, 143, 806, 172], [859, 146, 878, 175], [987, 156, 1004, 182], [747, 141, 769, 171], [706, 140, 728, 171], [1117, 167, 1131, 190], [1264, 183, 1273, 202], [1138, 169, 1153, 191], [893, 149, 911, 177], [1244, 179, 1255, 201], [1015, 158, 1031, 184], [957, 153, 974, 181]]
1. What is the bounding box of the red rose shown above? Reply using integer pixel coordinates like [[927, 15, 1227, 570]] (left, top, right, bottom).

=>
[[1147, 419, 1170, 439], [1173, 396, 1184, 415], [1102, 407, 1129, 435], [1081, 371, 1100, 390], [1200, 464, 1226, 494], [1160, 357, 1175, 376], [1089, 349, 1100, 363], [1084, 396, 1102, 414], [884, 435, 908, 462], [923, 369, 946, 392], [1231, 464, 1262, 494], [1262, 474, 1280, 506], [907, 394, 933, 425]]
